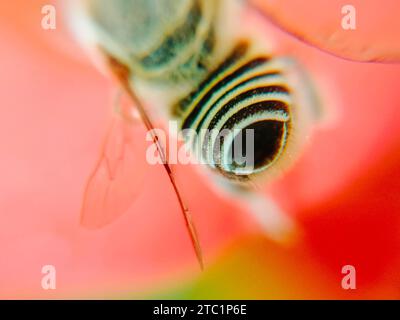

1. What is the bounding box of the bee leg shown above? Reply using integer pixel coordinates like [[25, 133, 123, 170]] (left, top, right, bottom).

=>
[[216, 178, 299, 244], [102, 50, 204, 269], [243, 191, 299, 244]]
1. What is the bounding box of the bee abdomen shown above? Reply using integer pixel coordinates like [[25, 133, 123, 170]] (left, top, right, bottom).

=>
[[177, 41, 293, 178]]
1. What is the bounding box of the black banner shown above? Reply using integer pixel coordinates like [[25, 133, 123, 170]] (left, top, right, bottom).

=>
[[1, 300, 397, 318]]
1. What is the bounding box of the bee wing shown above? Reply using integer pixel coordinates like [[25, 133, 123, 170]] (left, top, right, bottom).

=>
[[81, 95, 148, 229], [248, 0, 400, 63]]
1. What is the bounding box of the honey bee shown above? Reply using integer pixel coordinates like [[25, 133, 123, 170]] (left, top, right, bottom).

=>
[[66, 0, 394, 268]]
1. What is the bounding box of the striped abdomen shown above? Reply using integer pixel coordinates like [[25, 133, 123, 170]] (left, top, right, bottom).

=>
[[175, 42, 293, 180]]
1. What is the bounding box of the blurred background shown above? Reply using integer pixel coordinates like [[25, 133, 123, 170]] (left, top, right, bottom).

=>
[[0, 0, 399, 299]]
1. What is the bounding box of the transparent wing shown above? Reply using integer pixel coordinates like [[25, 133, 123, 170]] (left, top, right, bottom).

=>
[[248, 0, 400, 63], [81, 94, 148, 229]]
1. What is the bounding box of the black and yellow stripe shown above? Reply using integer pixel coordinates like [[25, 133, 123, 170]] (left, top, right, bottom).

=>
[[175, 42, 293, 179]]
